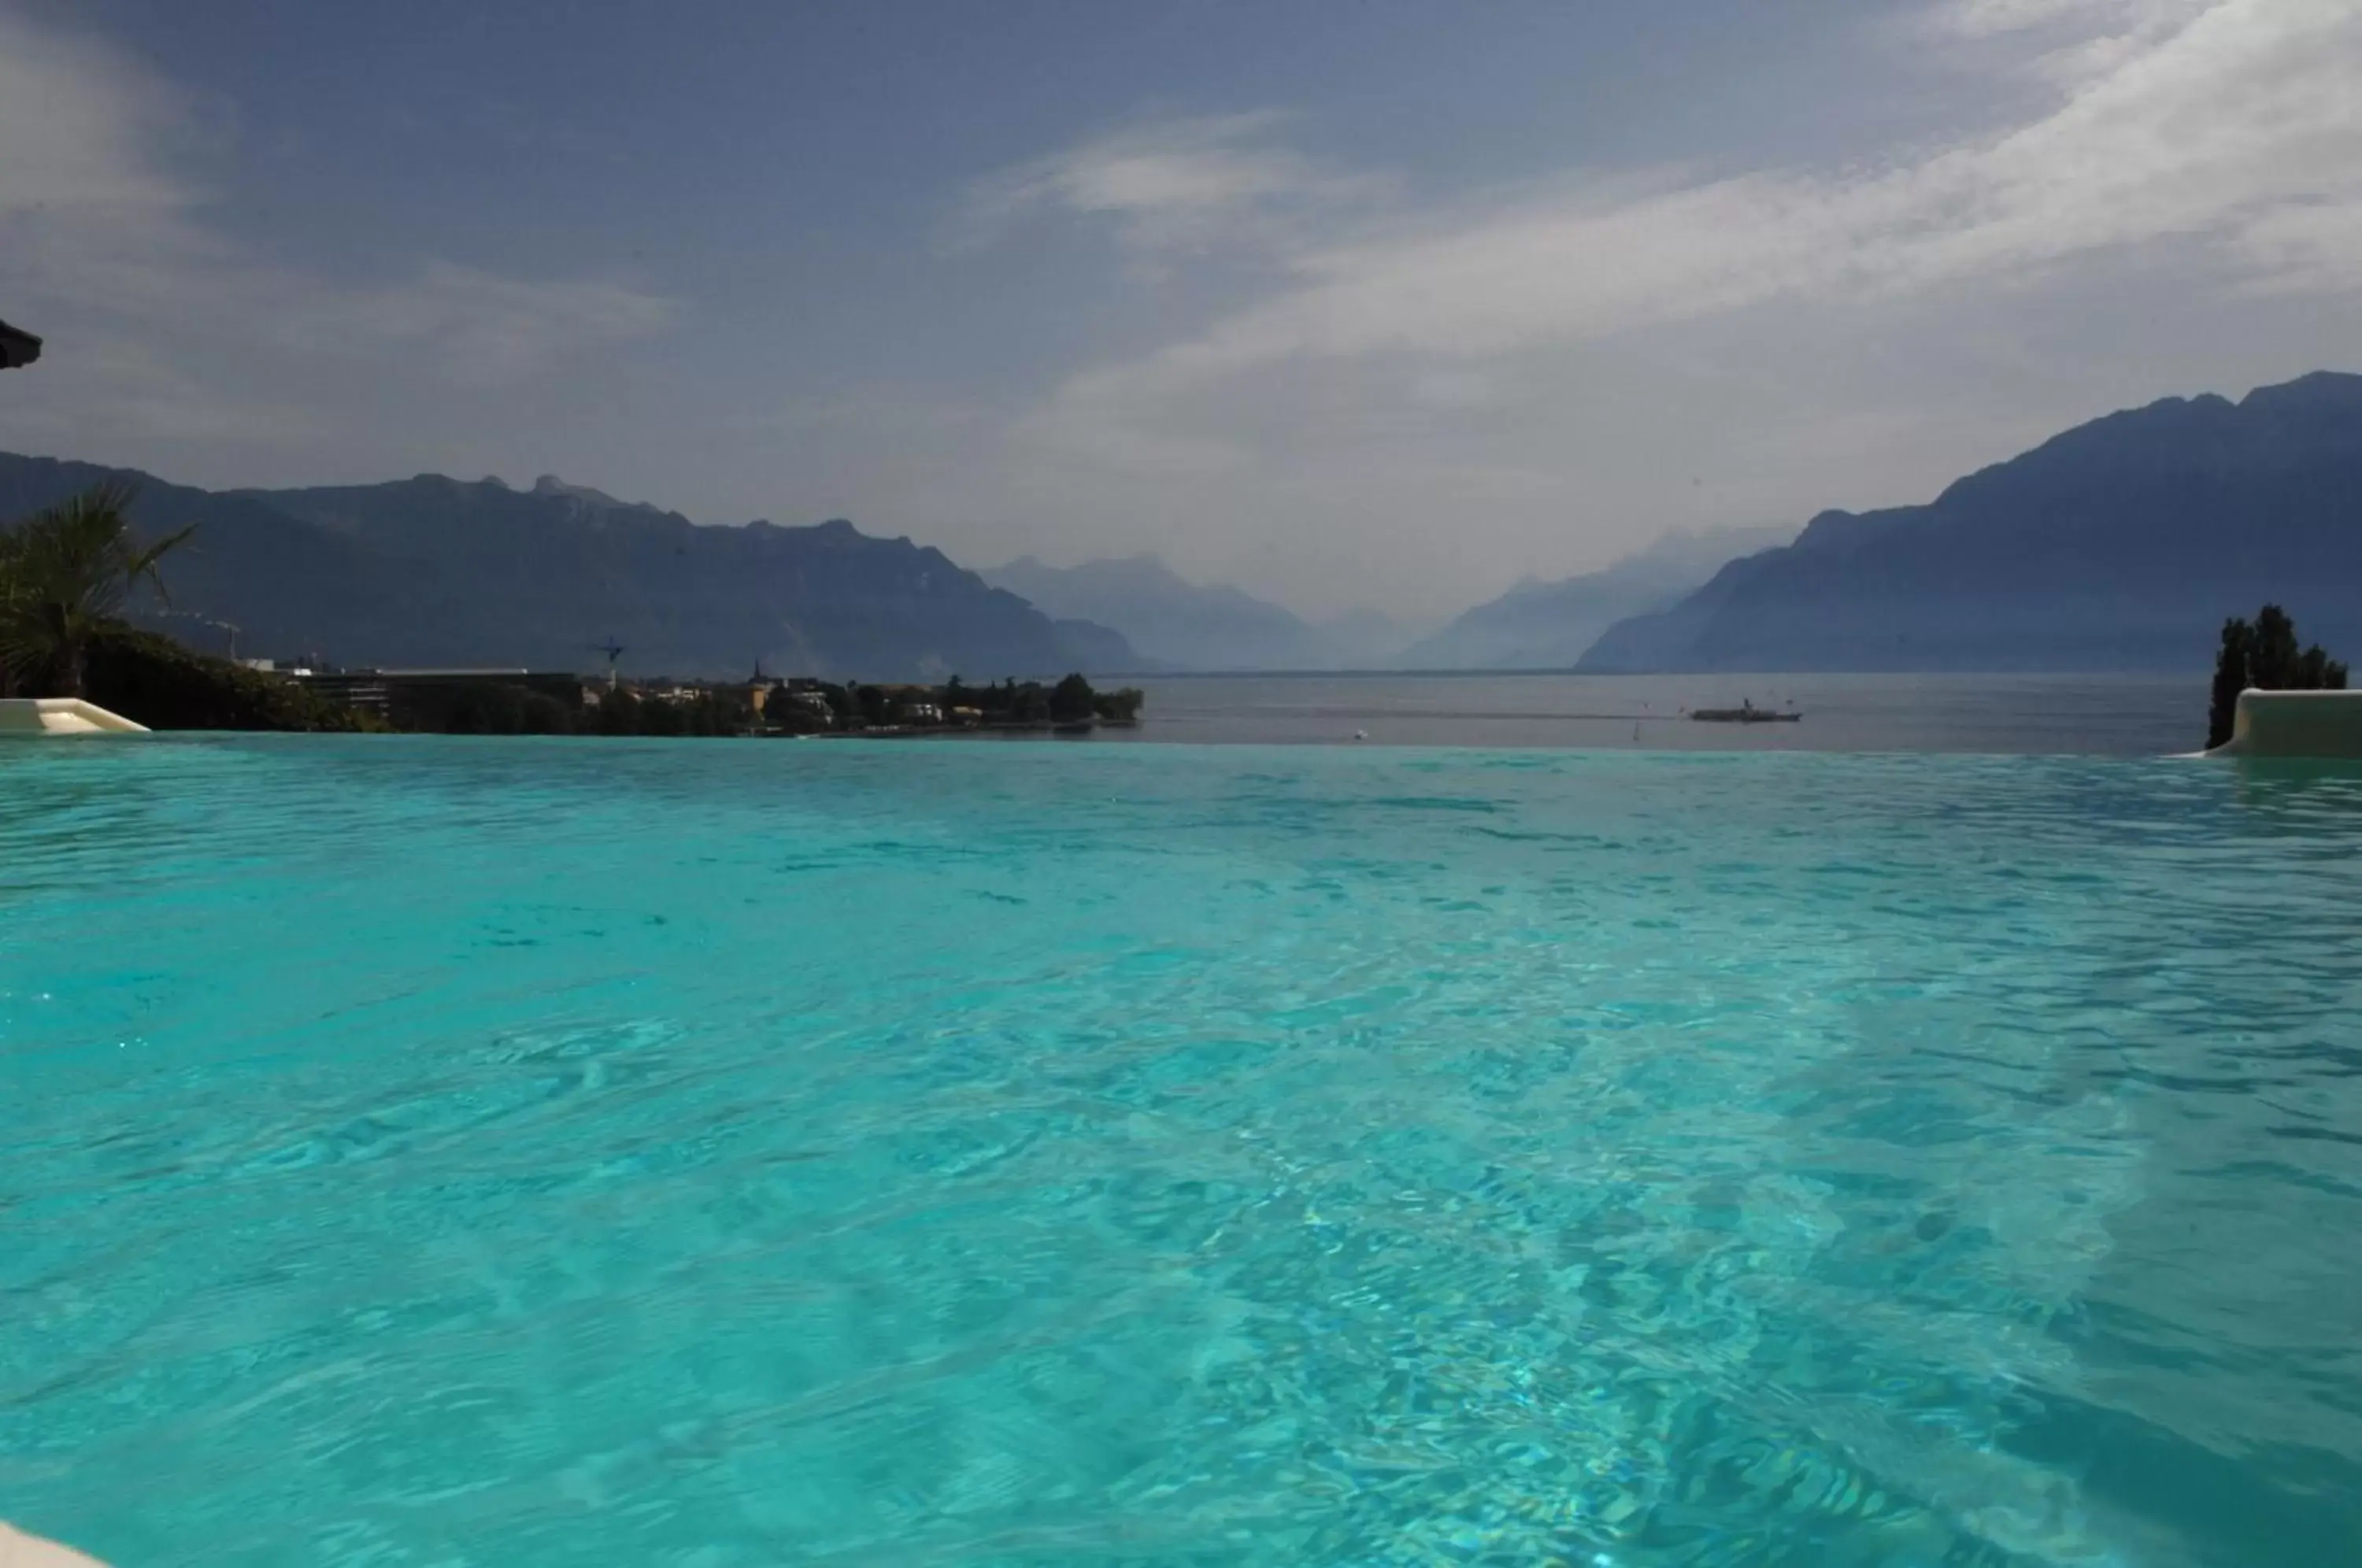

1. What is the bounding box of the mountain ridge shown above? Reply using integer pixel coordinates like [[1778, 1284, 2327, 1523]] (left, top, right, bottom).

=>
[[1404, 525, 1793, 671], [1578, 371, 2362, 673], [983, 553, 1361, 670], [0, 454, 1138, 681]]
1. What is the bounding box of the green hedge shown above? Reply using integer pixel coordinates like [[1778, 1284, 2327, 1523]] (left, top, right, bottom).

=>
[[83, 625, 381, 732]]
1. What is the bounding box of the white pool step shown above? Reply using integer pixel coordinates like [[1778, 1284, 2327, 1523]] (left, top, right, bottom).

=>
[[0, 1519, 109, 1564], [0, 698, 150, 735], [2205, 688, 2362, 759]]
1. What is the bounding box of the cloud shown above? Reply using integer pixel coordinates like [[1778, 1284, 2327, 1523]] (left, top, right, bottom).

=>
[[1024, 0, 2362, 456], [270, 263, 679, 383], [1917, 0, 2223, 87], [957, 112, 1386, 258], [0, 3, 676, 451], [0, 8, 186, 215], [952, 0, 2362, 616], [1929, 0, 2143, 38]]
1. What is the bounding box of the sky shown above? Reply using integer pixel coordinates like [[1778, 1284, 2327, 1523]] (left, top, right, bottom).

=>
[[2, 0, 2359, 623]]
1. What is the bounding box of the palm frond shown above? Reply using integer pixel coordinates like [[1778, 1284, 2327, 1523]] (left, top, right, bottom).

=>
[[0, 480, 194, 696], [125, 522, 199, 607]]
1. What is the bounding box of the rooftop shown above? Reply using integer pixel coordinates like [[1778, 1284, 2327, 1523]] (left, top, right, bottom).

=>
[[0, 318, 42, 369]]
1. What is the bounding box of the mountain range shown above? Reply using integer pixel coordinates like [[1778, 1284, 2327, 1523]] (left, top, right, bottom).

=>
[[1402, 526, 1794, 670], [1579, 371, 2362, 672], [5, 368, 2355, 682], [0, 458, 1137, 682], [982, 554, 1410, 671]]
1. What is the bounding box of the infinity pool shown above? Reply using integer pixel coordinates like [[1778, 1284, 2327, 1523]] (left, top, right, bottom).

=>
[[4, 738, 2358, 1566]]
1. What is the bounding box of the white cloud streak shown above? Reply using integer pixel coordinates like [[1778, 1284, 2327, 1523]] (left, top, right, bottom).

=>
[[269, 263, 680, 381], [0, 4, 677, 451], [1931, 0, 2147, 39], [959, 111, 1387, 257], [929, 0, 2362, 616], [1024, 0, 2362, 456]]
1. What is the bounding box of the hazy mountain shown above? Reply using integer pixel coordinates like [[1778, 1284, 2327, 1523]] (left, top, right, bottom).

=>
[[1042, 617, 1138, 672], [1315, 606, 1418, 669], [1578, 372, 2362, 674], [985, 554, 1327, 670], [1405, 526, 1793, 670], [0, 455, 1137, 681]]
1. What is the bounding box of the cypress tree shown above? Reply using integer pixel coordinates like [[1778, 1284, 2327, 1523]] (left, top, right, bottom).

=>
[[2207, 616, 2252, 751], [2250, 605, 2300, 691], [2205, 605, 2349, 749]]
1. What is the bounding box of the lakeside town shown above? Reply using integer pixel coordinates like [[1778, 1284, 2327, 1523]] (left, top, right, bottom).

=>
[[276, 664, 1147, 738]]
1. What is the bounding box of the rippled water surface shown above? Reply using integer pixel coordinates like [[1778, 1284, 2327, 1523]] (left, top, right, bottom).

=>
[[4, 737, 2360, 1567]]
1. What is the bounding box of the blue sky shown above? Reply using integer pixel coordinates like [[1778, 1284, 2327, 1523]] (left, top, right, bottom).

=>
[[2, 0, 2358, 620]]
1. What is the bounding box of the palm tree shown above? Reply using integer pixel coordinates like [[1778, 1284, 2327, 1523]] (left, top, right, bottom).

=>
[[0, 483, 195, 699]]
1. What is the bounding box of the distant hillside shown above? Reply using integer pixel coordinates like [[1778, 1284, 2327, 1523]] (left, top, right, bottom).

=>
[[983, 554, 1409, 670], [985, 555, 1306, 670], [1579, 372, 2362, 673], [1316, 605, 1417, 669], [0, 457, 1136, 681], [1406, 526, 1791, 671]]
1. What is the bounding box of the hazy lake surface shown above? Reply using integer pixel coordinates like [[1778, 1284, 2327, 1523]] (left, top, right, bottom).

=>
[[1100, 671, 2206, 754], [6, 735, 2359, 1566]]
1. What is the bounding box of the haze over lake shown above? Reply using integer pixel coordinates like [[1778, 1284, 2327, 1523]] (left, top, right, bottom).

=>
[[1066, 672, 2206, 756]]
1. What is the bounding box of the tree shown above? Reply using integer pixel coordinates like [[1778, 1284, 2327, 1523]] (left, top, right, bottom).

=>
[[593, 686, 646, 736], [0, 483, 194, 699], [1049, 671, 1096, 722], [2206, 604, 2348, 749], [2206, 616, 2253, 751], [2296, 645, 2345, 690], [1093, 686, 1144, 722], [0, 545, 17, 700], [2249, 605, 2301, 691], [639, 695, 683, 737]]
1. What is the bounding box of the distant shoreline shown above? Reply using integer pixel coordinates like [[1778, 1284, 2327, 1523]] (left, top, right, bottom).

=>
[[1112, 665, 2217, 680]]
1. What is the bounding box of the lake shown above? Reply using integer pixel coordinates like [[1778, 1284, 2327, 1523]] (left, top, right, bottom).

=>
[[1094, 672, 2206, 754]]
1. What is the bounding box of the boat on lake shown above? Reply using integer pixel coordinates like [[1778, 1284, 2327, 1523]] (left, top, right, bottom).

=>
[[1690, 699, 1801, 724]]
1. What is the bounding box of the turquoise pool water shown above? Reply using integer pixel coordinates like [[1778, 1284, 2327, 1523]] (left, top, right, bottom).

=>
[[3, 738, 2359, 1567]]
